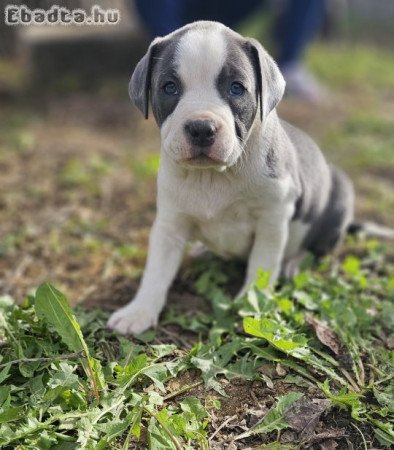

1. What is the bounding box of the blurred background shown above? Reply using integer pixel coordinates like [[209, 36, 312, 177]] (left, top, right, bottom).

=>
[[0, 0, 393, 304]]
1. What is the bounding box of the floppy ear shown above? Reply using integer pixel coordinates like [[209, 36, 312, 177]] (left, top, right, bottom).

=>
[[129, 39, 161, 119], [246, 38, 286, 122]]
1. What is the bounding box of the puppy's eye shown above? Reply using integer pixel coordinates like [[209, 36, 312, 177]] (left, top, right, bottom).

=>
[[163, 81, 179, 96], [229, 82, 246, 96]]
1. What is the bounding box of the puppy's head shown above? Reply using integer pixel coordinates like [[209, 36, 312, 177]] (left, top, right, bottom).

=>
[[130, 21, 285, 170]]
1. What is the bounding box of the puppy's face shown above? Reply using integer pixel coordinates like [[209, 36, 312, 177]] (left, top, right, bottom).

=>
[[130, 22, 285, 170]]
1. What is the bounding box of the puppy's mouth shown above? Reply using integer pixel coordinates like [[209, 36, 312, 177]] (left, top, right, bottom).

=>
[[180, 154, 227, 170]]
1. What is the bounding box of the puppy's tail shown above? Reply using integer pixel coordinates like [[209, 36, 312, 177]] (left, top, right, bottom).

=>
[[347, 222, 394, 240]]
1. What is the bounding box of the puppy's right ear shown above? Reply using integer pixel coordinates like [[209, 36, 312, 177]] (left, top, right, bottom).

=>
[[129, 39, 161, 119]]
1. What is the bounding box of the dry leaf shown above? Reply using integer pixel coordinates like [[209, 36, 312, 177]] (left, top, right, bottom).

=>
[[305, 314, 341, 355], [306, 428, 347, 444], [319, 439, 338, 450], [284, 397, 331, 440]]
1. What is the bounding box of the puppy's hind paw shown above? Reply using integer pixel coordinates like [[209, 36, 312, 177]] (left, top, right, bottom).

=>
[[107, 302, 159, 335]]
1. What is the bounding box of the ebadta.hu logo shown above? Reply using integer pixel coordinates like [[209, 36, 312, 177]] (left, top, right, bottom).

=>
[[4, 4, 120, 26]]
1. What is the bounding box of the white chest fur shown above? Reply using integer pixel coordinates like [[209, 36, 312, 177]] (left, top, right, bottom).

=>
[[159, 162, 297, 260], [193, 199, 256, 259]]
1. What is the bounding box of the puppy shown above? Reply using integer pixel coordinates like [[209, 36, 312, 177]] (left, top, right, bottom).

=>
[[107, 21, 354, 335]]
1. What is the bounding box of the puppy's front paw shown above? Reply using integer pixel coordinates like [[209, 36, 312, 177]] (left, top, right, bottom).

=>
[[107, 301, 160, 335]]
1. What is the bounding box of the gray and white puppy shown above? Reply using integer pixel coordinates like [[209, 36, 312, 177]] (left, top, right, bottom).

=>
[[107, 21, 354, 335]]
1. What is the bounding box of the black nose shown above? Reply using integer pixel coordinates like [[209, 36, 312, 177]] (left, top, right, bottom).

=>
[[184, 120, 217, 147]]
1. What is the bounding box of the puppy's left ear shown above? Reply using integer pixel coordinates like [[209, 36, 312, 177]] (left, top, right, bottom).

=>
[[245, 38, 286, 122], [129, 38, 161, 119]]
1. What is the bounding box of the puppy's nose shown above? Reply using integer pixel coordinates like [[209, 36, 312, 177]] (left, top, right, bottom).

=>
[[184, 120, 217, 147]]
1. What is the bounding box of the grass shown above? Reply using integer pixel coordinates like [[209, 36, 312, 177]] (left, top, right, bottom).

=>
[[0, 39, 393, 448], [308, 44, 394, 91], [0, 242, 393, 448]]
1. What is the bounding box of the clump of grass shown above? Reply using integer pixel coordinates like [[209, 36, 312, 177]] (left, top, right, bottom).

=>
[[0, 240, 393, 448]]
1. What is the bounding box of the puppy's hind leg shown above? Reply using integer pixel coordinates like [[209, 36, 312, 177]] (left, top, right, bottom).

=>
[[306, 166, 354, 257]]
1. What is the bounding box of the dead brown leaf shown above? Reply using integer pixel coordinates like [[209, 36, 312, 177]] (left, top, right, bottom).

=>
[[305, 428, 347, 445], [284, 397, 331, 440], [319, 439, 338, 450], [305, 313, 341, 355]]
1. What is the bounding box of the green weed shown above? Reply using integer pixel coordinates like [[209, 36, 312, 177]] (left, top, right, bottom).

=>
[[0, 240, 393, 448]]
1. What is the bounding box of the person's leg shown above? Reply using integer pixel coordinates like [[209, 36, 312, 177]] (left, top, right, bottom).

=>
[[134, 0, 183, 37], [273, 0, 327, 101], [133, 0, 263, 38], [184, 0, 263, 29], [274, 0, 325, 68]]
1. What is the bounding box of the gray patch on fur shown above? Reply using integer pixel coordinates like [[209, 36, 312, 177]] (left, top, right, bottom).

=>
[[150, 38, 184, 126], [129, 28, 188, 124], [280, 120, 354, 256], [265, 146, 279, 178], [282, 120, 332, 223], [303, 166, 354, 256], [215, 35, 258, 142]]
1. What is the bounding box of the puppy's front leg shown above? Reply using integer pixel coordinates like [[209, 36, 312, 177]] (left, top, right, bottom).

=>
[[238, 215, 289, 296], [107, 215, 190, 335]]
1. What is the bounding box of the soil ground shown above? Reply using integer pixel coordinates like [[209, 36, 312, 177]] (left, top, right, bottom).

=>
[[0, 40, 393, 449]]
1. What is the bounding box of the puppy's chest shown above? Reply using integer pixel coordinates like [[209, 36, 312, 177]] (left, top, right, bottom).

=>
[[192, 201, 256, 259]]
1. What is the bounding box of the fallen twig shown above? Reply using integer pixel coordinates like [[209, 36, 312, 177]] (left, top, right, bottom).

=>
[[164, 380, 204, 401], [209, 414, 237, 442]]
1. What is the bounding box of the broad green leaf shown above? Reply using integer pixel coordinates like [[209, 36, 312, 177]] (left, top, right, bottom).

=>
[[180, 397, 207, 421], [130, 405, 143, 439], [35, 284, 86, 354], [255, 269, 271, 290], [243, 317, 307, 352], [0, 366, 11, 384], [374, 423, 394, 447], [96, 418, 130, 442], [35, 283, 101, 399], [251, 392, 303, 434], [150, 344, 177, 359], [148, 418, 177, 450], [169, 414, 188, 437], [48, 362, 79, 389], [117, 354, 148, 388], [121, 405, 143, 449], [373, 385, 394, 410], [320, 380, 364, 420], [142, 363, 168, 392], [147, 391, 164, 407], [0, 386, 10, 407], [292, 290, 318, 310], [342, 256, 360, 275], [278, 298, 294, 315], [0, 407, 21, 424], [236, 392, 303, 440], [191, 353, 256, 395]]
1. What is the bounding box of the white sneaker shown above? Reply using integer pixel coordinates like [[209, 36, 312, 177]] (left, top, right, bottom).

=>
[[280, 63, 328, 104]]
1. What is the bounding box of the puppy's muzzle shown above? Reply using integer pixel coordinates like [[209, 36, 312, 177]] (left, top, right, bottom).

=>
[[179, 117, 228, 168], [184, 119, 217, 149]]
